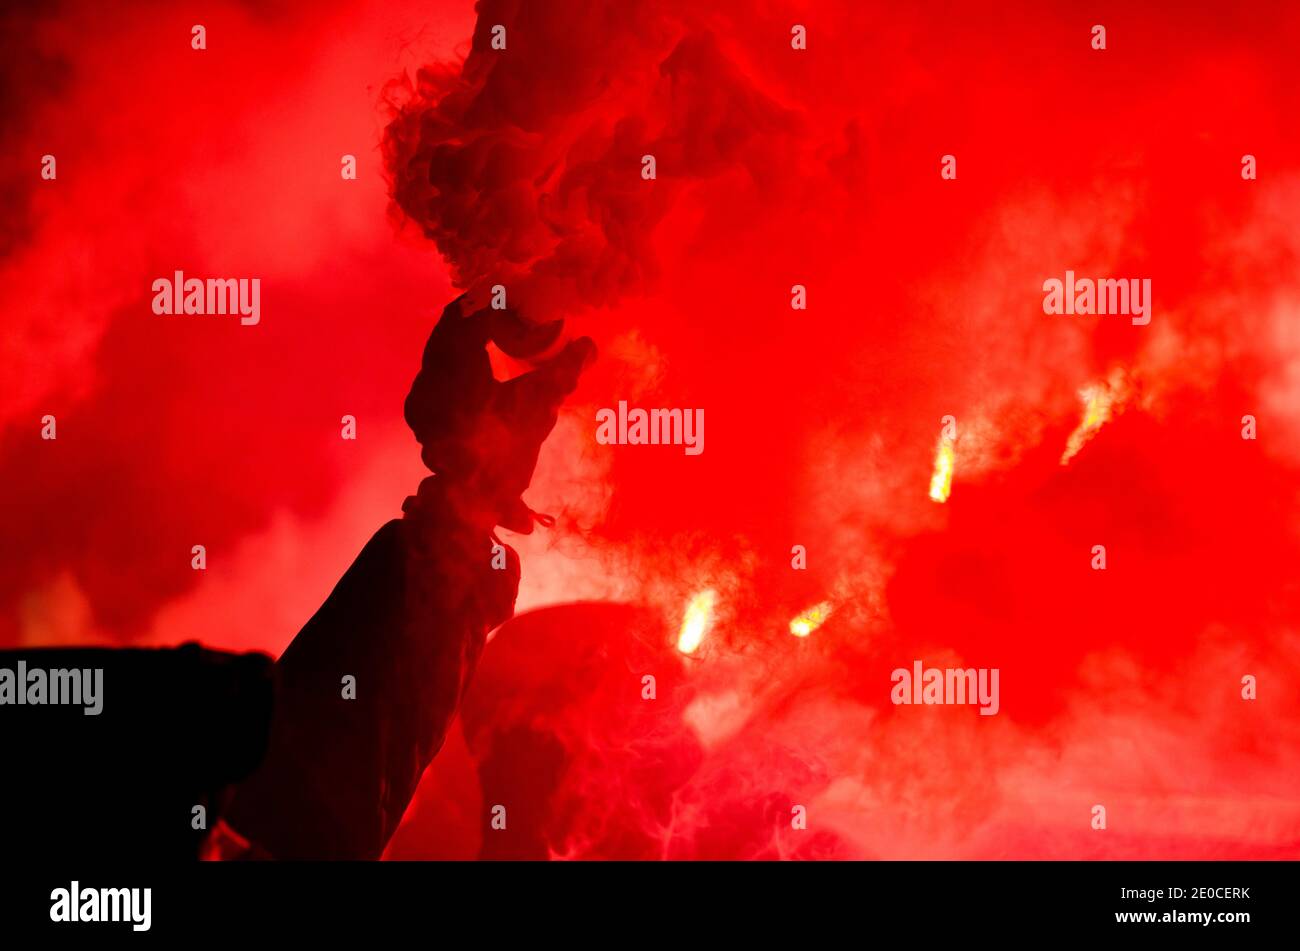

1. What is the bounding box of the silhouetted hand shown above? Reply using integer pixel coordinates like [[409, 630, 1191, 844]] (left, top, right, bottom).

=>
[[405, 295, 595, 533]]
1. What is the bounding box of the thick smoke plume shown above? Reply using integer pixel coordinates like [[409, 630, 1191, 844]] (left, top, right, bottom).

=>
[[383, 0, 811, 326]]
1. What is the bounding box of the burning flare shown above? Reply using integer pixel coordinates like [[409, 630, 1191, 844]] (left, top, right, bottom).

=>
[[677, 590, 717, 654], [929, 437, 955, 503], [789, 601, 833, 638], [1061, 368, 1129, 465]]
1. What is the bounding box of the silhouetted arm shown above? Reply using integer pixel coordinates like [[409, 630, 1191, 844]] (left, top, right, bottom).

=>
[[226, 482, 517, 859]]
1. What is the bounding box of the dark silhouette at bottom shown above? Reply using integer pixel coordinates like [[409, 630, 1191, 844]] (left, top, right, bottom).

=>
[[0, 297, 593, 860]]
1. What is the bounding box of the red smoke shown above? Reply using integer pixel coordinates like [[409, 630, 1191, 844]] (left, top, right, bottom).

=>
[[5, 0, 1300, 858]]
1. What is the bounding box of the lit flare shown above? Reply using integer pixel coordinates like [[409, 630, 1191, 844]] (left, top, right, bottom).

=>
[[789, 601, 833, 637], [1061, 369, 1129, 465], [677, 590, 716, 654], [929, 438, 955, 503]]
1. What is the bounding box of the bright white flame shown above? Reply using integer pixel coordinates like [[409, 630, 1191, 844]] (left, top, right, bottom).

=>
[[929, 438, 955, 503], [789, 600, 833, 637], [677, 589, 716, 654]]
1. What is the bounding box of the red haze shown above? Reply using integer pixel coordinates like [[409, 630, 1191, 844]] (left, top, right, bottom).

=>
[[4, 0, 1300, 858]]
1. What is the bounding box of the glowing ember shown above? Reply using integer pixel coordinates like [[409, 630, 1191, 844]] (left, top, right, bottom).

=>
[[1061, 369, 1129, 465], [789, 601, 833, 637], [677, 589, 716, 654], [929, 438, 955, 503]]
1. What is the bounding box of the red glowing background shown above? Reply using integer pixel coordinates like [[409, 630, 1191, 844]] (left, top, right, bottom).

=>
[[3, 0, 1299, 859]]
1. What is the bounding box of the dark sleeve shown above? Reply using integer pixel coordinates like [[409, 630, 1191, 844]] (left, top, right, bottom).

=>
[[226, 508, 518, 860]]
